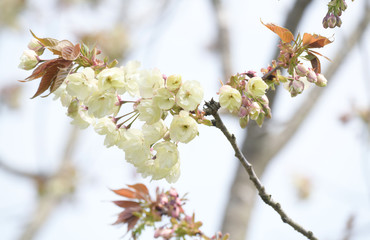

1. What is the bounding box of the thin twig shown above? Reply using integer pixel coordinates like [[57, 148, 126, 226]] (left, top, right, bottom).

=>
[[204, 99, 317, 240]]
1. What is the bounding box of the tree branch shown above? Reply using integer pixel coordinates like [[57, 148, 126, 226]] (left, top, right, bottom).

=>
[[204, 99, 317, 240]]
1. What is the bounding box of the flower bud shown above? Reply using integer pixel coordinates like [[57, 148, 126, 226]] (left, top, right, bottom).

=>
[[239, 116, 249, 129], [238, 106, 248, 118], [336, 16, 342, 27], [289, 79, 305, 97], [296, 63, 309, 77], [322, 14, 329, 29], [248, 102, 261, 120], [306, 70, 317, 83], [328, 13, 337, 28], [166, 74, 182, 92], [27, 39, 44, 55], [18, 50, 39, 70], [315, 74, 327, 87]]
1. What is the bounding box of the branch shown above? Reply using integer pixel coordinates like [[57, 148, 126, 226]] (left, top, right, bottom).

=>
[[18, 126, 79, 240], [204, 99, 317, 240]]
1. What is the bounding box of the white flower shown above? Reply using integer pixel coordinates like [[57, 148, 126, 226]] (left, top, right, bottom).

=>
[[67, 99, 93, 129], [166, 74, 182, 92], [142, 119, 167, 145], [219, 85, 242, 113], [176, 80, 204, 111], [169, 110, 198, 143], [66, 67, 98, 101], [18, 50, 38, 70], [137, 99, 162, 125], [118, 129, 150, 166], [97, 67, 126, 94], [122, 61, 141, 97], [85, 91, 118, 118], [138, 68, 164, 98], [165, 162, 180, 183], [93, 117, 122, 147], [154, 141, 179, 169], [316, 74, 327, 87], [53, 82, 73, 107], [247, 77, 268, 97], [153, 88, 175, 110]]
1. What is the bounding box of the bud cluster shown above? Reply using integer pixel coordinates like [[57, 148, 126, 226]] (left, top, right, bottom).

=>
[[19, 34, 210, 183], [112, 183, 229, 240], [218, 73, 270, 127], [322, 0, 349, 28]]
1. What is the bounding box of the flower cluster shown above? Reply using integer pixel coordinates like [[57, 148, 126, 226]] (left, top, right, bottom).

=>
[[112, 183, 230, 240], [322, 0, 350, 28], [19, 33, 208, 183], [218, 72, 270, 128]]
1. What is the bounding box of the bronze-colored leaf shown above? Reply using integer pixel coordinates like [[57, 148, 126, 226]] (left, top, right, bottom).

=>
[[127, 216, 140, 232], [30, 30, 59, 49], [302, 33, 333, 48], [308, 50, 332, 62], [31, 66, 58, 99], [20, 59, 59, 82], [61, 43, 81, 61], [112, 188, 138, 199], [49, 63, 73, 93], [261, 20, 294, 43], [128, 184, 149, 196], [113, 201, 140, 208], [309, 54, 321, 74]]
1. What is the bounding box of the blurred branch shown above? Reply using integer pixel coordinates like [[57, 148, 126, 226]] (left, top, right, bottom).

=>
[[0, 159, 43, 181], [205, 100, 317, 240], [18, 126, 79, 240], [211, 0, 232, 79]]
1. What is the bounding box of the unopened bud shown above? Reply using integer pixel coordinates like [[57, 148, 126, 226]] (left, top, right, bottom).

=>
[[296, 63, 309, 77], [27, 39, 44, 55], [239, 116, 249, 129], [289, 79, 305, 97], [315, 74, 327, 87], [238, 106, 248, 118], [306, 70, 317, 83], [18, 50, 39, 70], [248, 102, 261, 120], [328, 13, 337, 28], [322, 14, 329, 29], [336, 16, 342, 27]]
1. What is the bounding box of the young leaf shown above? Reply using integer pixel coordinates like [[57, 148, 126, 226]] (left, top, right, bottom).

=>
[[309, 54, 321, 74], [20, 59, 59, 82], [61, 44, 81, 61], [49, 63, 73, 93], [261, 20, 294, 43], [30, 30, 59, 49], [113, 201, 141, 208], [128, 183, 149, 196], [31, 65, 58, 99], [302, 33, 332, 48], [112, 188, 138, 199]]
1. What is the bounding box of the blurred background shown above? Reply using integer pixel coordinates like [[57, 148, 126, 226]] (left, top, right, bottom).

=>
[[0, 0, 370, 239]]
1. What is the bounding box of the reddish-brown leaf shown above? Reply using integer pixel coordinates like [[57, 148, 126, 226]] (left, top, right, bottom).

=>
[[261, 20, 294, 43], [19, 59, 59, 82], [31, 66, 58, 99], [49, 63, 73, 93], [114, 209, 134, 224], [128, 184, 149, 197], [302, 33, 332, 48], [61, 44, 81, 61], [30, 30, 59, 49], [127, 216, 140, 232], [112, 188, 138, 199], [113, 201, 140, 208], [309, 55, 321, 74]]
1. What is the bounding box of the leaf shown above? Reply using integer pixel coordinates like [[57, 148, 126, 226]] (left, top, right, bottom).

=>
[[302, 33, 333, 48], [308, 53, 321, 74], [128, 184, 149, 196], [62, 43, 81, 61], [30, 30, 59, 49], [112, 188, 138, 199], [261, 20, 294, 43], [20, 59, 59, 82], [31, 65, 58, 99], [308, 50, 332, 62], [49, 63, 73, 93], [113, 201, 140, 208], [127, 216, 140, 232]]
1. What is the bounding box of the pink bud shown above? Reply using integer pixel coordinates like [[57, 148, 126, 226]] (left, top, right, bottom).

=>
[[238, 106, 248, 117], [154, 228, 174, 239], [296, 63, 309, 77], [328, 13, 337, 28], [306, 70, 317, 83], [289, 79, 305, 97]]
